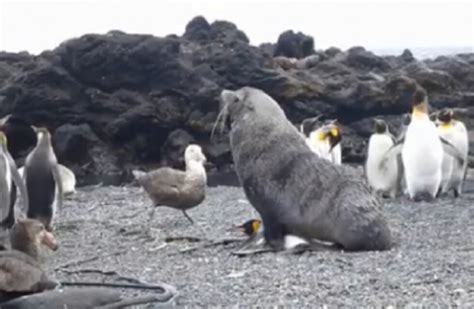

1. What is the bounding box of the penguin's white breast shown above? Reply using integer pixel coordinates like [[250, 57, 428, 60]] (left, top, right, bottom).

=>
[[403, 120, 443, 174], [3, 155, 11, 192]]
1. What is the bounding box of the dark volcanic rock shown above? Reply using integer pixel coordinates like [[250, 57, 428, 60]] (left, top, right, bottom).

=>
[[274, 30, 315, 59], [0, 16, 473, 185], [161, 129, 196, 169], [54, 123, 99, 164]]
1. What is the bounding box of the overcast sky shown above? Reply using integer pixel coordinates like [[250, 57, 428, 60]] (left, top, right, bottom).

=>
[[0, 0, 473, 55]]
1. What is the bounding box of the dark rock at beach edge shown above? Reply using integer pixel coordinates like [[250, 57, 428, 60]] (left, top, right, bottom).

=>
[[0, 15, 473, 186]]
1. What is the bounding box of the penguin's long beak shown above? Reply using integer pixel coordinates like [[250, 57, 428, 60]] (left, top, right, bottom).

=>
[[30, 125, 38, 133]]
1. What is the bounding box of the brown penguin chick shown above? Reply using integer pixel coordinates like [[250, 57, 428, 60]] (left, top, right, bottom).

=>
[[232, 219, 262, 237], [0, 219, 59, 303], [133, 144, 207, 225]]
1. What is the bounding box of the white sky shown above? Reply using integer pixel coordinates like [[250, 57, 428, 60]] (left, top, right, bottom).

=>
[[0, 0, 473, 55]]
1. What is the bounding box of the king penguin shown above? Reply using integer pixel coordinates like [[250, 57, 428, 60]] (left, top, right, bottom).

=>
[[301, 118, 342, 164], [397, 114, 411, 195], [0, 131, 29, 230], [365, 119, 400, 198], [436, 110, 455, 196], [326, 119, 342, 165], [23, 127, 63, 231], [435, 109, 469, 197], [380, 88, 465, 201]]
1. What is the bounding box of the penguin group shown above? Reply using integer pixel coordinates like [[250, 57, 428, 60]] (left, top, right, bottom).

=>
[[366, 88, 469, 201], [297, 86, 469, 202], [0, 118, 175, 308], [0, 121, 74, 234]]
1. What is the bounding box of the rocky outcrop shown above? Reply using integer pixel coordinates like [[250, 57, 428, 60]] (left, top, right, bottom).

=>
[[0, 16, 473, 185]]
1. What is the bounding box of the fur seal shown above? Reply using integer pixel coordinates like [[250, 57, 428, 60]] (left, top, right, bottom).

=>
[[218, 87, 392, 253], [365, 119, 400, 198], [435, 109, 469, 197], [0, 132, 28, 230], [23, 127, 63, 231], [132, 144, 207, 225]]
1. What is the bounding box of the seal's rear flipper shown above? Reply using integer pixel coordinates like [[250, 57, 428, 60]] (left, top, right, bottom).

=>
[[231, 245, 276, 257], [231, 230, 278, 257]]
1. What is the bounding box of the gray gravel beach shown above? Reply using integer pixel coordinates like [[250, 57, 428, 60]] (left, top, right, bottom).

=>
[[44, 179, 473, 307]]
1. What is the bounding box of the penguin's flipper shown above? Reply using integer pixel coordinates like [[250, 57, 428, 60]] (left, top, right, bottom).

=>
[[440, 137, 465, 166], [52, 164, 64, 211], [395, 128, 407, 143], [379, 139, 404, 170], [6, 152, 28, 212], [231, 229, 277, 256]]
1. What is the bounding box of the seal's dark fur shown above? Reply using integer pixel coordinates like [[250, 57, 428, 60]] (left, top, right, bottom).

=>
[[221, 87, 392, 251]]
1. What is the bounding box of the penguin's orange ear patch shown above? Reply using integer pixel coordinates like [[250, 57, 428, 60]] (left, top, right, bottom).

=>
[[251, 219, 261, 233], [312, 130, 327, 142], [438, 122, 453, 131], [0, 132, 7, 145], [412, 105, 427, 119]]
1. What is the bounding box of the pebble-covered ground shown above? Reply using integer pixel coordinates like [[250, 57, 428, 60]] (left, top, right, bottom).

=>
[[42, 179, 474, 308]]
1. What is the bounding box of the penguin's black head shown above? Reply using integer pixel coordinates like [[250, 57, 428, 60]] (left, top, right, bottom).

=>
[[437, 108, 454, 124], [300, 115, 323, 137], [31, 126, 52, 142], [411, 88, 429, 116], [31, 126, 50, 135], [373, 119, 387, 134], [235, 219, 262, 236]]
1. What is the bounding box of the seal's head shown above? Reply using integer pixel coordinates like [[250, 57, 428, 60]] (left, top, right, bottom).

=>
[[373, 119, 388, 134], [217, 87, 286, 129], [184, 144, 206, 166]]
